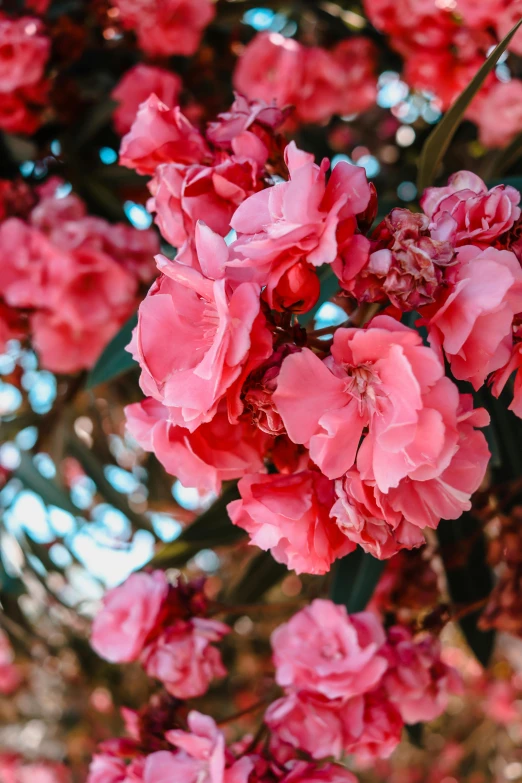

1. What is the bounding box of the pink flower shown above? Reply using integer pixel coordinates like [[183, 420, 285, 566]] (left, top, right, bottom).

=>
[[382, 626, 461, 724], [112, 65, 182, 136], [331, 395, 490, 557], [241, 344, 300, 436], [282, 762, 358, 783], [0, 303, 25, 353], [87, 755, 130, 783], [271, 600, 387, 699], [421, 171, 521, 247], [468, 80, 522, 150], [233, 33, 303, 116], [141, 618, 229, 699], [273, 316, 460, 490], [119, 95, 210, 175], [0, 84, 47, 135], [130, 232, 272, 431], [91, 571, 169, 663], [161, 712, 225, 783], [496, 0, 522, 56], [455, 0, 506, 28], [230, 142, 371, 281], [115, 0, 215, 57], [491, 339, 522, 418], [147, 157, 260, 249], [339, 208, 456, 310], [342, 690, 403, 762], [0, 631, 21, 695], [125, 398, 268, 494], [229, 472, 354, 575], [0, 17, 49, 92], [426, 246, 522, 389], [206, 93, 289, 150]]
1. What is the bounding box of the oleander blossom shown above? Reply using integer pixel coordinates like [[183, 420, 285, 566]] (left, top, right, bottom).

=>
[[229, 142, 372, 287], [141, 618, 229, 699], [382, 626, 462, 724], [331, 395, 490, 558], [0, 630, 22, 694], [125, 398, 268, 494], [91, 571, 169, 663], [271, 600, 387, 699], [273, 315, 471, 489], [425, 246, 522, 389], [0, 16, 49, 92], [336, 207, 456, 310], [421, 171, 521, 247], [227, 471, 355, 575], [110, 0, 215, 57], [112, 64, 182, 136], [129, 227, 273, 431]]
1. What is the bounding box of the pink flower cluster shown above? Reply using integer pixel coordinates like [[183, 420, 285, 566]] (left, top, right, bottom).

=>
[[91, 571, 229, 699], [234, 32, 377, 126], [123, 92, 494, 569], [0, 754, 69, 783], [109, 0, 215, 56], [0, 13, 50, 135], [0, 177, 158, 372], [363, 0, 522, 147], [265, 601, 460, 762]]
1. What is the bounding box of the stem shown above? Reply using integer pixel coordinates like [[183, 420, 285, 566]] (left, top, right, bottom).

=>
[[217, 699, 268, 726], [210, 600, 305, 616]]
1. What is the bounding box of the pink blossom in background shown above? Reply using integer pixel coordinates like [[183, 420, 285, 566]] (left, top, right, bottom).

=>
[[234, 32, 377, 125], [421, 171, 521, 247], [281, 762, 358, 783], [271, 600, 387, 699], [425, 246, 522, 389], [228, 471, 355, 575], [0, 80, 49, 134], [130, 237, 272, 431], [161, 712, 226, 783], [91, 571, 168, 663], [496, 0, 522, 55], [0, 302, 25, 352], [382, 626, 462, 724], [342, 689, 403, 762], [467, 80, 522, 149], [141, 618, 229, 699], [112, 64, 183, 136], [0, 16, 49, 92], [111, 0, 215, 57], [125, 398, 268, 494], [0, 630, 22, 694], [87, 755, 129, 783], [119, 95, 210, 175]]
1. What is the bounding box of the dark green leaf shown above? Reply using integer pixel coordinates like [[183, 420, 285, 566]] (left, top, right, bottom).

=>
[[14, 452, 82, 517], [489, 132, 522, 178], [228, 550, 287, 604], [437, 515, 495, 668], [86, 312, 138, 389], [330, 548, 385, 613], [150, 485, 245, 568], [72, 98, 118, 149], [406, 723, 424, 748], [417, 17, 522, 191]]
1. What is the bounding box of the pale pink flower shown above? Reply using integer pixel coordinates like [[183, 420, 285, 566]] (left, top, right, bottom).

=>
[[119, 95, 210, 175], [382, 626, 462, 724], [162, 712, 225, 783], [125, 398, 268, 494], [147, 157, 259, 249], [332, 395, 490, 557], [130, 232, 272, 431], [496, 0, 522, 56], [468, 80, 522, 150], [112, 0, 215, 57], [342, 689, 403, 762], [421, 171, 521, 247], [91, 571, 169, 663], [87, 755, 129, 783], [112, 64, 182, 136], [0, 16, 49, 92], [483, 680, 522, 726], [426, 246, 522, 389], [230, 142, 371, 281], [206, 93, 288, 150], [271, 600, 387, 699], [273, 316, 460, 490], [228, 472, 354, 575], [455, 0, 506, 28], [141, 618, 229, 699]]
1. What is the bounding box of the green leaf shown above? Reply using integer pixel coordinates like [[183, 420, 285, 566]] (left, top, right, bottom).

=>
[[14, 452, 82, 517], [86, 312, 138, 389], [490, 132, 522, 178], [72, 98, 118, 149], [228, 549, 287, 604], [150, 485, 245, 568], [406, 723, 424, 748], [417, 17, 522, 192], [437, 515, 495, 668], [330, 548, 385, 613]]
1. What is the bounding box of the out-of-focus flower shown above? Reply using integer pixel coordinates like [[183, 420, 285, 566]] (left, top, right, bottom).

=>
[[112, 64, 182, 136], [0, 630, 22, 695]]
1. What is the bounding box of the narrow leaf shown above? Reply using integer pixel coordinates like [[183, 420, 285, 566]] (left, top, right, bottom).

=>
[[417, 17, 522, 192], [331, 548, 385, 613], [86, 312, 137, 389]]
